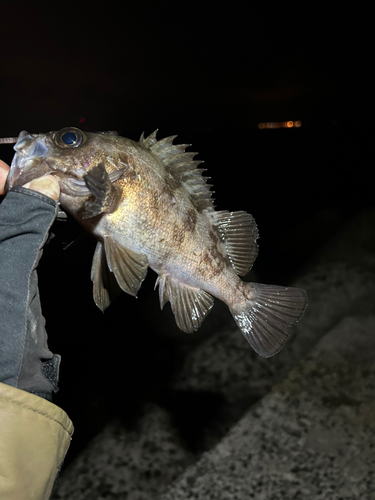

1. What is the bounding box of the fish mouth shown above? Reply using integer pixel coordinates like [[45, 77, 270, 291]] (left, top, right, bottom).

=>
[[5, 131, 52, 193]]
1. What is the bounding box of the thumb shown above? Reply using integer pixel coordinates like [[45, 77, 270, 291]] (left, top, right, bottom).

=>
[[22, 175, 60, 201]]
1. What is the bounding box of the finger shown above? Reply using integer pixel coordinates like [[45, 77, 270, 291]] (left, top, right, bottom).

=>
[[22, 175, 60, 201], [0, 160, 10, 196]]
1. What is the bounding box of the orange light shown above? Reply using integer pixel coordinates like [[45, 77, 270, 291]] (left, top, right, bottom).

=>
[[258, 120, 302, 129]]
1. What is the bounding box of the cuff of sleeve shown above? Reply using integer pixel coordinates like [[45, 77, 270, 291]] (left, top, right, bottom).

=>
[[0, 382, 74, 499], [10, 185, 59, 208]]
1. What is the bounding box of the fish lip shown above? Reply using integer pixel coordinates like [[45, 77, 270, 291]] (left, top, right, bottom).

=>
[[5, 153, 43, 192], [5, 131, 51, 193], [13, 131, 38, 153], [5, 152, 24, 192], [13, 131, 48, 158]]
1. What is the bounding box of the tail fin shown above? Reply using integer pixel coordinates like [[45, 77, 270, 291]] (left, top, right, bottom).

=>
[[230, 283, 308, 358]]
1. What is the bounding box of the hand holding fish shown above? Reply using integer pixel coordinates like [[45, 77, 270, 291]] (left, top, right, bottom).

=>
[[5, 127, 308, 357], [0, 159, 60, 200]]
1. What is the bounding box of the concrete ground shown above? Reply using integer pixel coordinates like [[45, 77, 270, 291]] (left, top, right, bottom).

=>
[[51, 208, 375, 500]]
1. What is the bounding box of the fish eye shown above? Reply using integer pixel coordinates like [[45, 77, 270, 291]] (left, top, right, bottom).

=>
[[61, 131, 78, 145], [54, 127, 86, 148]]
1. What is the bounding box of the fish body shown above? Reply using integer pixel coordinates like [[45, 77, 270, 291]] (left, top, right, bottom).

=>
[[5, 127, 307, 357]]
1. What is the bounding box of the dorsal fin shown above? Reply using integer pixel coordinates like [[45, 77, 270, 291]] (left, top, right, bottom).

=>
[[209, 210, 259, 276], [139, 130, 215, 212], [139, 129, 158, 148]]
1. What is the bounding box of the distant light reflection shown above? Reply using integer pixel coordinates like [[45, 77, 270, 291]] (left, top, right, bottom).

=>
[[258, 120, 302, 129]]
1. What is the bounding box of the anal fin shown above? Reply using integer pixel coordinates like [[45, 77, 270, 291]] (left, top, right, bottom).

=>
[[155, 275, 214, 332]]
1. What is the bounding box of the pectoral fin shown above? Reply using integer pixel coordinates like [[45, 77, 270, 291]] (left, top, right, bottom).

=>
[[155, 274, 214, 332], [104, 236, 148, 296], [91, 241, 122, 311], [81, 163, 124, 219]]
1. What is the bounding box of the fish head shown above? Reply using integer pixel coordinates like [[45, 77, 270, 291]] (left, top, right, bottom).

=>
[[5, 127, 122, 198]]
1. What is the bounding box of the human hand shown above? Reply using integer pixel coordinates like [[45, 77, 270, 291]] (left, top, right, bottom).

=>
[[0, 159, 60, 200], [0, 160, 9, 195]]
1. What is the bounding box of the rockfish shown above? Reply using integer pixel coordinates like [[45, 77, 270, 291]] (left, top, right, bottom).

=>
[[5, 127, 307, 357]]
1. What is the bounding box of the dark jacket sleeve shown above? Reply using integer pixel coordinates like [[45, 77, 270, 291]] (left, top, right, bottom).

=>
[[0, 187, 74, 499], [0, 186, 60, 400]]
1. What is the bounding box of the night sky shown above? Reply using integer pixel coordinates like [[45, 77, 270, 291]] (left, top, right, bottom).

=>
[[0, 3, 368, 135]]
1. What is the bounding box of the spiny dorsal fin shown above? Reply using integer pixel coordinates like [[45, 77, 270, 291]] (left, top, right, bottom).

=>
[[139, 129, 158, 148], [140, 130, 215, 212], [155, 274, 214, 332], [209, 210, 259, 276]]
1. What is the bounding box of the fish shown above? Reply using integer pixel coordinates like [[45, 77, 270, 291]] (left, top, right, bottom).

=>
[[5, 127, 307, 357]]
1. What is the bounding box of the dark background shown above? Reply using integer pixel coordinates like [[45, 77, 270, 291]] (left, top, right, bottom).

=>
[[1, 2, 373, 461]]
